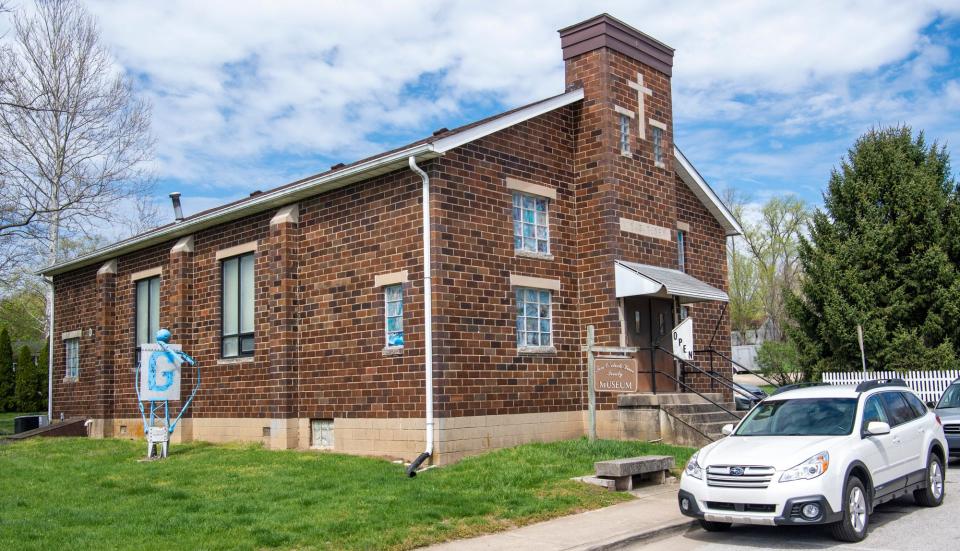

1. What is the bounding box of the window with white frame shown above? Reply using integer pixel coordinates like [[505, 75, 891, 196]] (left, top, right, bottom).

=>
[[652, 126, 664, 165], [516, 287, 552, 348], [135, 276, 160, 359], [65, 338, 79, 379], [512, 192, 549, 254], [677, 230, 686, 272], [619, 114, 631, 155], [384, 284, 404, 347], [221, 252, 255, 358]]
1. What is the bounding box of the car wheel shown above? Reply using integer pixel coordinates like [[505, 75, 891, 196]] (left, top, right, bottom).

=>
[[914, 453, 945, 507], [697, 519, 732, 532], [830, 476, 869, 542]]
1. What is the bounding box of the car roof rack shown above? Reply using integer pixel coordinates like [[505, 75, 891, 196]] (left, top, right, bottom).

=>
[[855, 378, 908, 393], [771, 382, 831, 396]]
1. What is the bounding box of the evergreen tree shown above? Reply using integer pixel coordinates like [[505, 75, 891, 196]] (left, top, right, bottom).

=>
[[787, 127, 960, 377], [36, 340, 48, 412], [0, 328, 14, 411], [15, 345, 36, 412]]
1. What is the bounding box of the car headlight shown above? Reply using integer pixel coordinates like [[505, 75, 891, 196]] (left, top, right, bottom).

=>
[[779, 451, 829, 482], [684, 451, 703, 480]]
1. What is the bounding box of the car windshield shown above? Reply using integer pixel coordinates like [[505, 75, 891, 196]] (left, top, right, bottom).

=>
[[937, 385, 960, 409], [735, 398, 858, 436]]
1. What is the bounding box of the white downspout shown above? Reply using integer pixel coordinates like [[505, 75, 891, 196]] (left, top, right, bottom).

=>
[[45, 277, 54, 422], [407, 156, 434, 476]]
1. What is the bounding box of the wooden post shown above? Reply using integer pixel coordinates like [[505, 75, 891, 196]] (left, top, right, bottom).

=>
[[587, 325, 596, 442]]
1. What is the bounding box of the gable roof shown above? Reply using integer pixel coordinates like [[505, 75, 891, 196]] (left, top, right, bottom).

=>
[[40, 86, 740, 276], [40, 88, 584, 277]]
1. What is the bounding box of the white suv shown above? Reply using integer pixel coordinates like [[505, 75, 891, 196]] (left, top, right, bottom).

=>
[[678, 379, 947, 542]]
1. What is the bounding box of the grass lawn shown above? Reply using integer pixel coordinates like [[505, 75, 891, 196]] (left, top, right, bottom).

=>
[[0, 412, 44, 436], [0, 437, 693, 550]]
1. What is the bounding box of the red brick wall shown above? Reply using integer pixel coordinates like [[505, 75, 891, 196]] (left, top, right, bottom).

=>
[[51, 39, 734, 424], [430, 107, 583, 418]]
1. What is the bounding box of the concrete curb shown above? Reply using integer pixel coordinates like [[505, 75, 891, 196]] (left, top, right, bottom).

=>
[[582, 519, 697, 551]]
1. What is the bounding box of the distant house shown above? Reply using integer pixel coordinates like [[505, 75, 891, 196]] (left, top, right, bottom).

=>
[[10, 340, 43, 372], [40, 14, 740, 464]]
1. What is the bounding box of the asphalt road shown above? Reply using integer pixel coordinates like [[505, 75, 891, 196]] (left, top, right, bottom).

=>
[[634, 460, 960, 551]]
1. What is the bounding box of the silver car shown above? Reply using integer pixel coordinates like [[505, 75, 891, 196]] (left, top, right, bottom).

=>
[[933, 378, 960, 461]]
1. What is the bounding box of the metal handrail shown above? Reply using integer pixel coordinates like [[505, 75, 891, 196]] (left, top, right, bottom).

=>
[[657, 346, 758, 401], [694, 347, 780, 389], [652, 365, 740, 420]]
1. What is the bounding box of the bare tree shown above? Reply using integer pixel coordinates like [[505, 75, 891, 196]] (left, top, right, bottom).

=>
[[723, 188, 764, 338], [0, 0, 153, 303], [742, 196, 809, 341]]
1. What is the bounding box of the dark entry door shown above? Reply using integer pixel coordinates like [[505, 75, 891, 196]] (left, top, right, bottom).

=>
[[623, 296, 678, 392]]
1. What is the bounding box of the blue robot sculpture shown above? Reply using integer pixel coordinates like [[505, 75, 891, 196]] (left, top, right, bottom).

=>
[[134, 329, 199, 459]]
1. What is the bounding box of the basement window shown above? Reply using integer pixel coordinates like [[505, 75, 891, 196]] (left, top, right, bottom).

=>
[[221, 252, 255, 358], [311, 419, 334, 449]]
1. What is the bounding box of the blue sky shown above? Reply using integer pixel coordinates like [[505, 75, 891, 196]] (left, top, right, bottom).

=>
[[83, 0, 960, 222]]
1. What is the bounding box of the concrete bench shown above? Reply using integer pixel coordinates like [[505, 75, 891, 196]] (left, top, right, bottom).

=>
[[583, 455, 675, 491]]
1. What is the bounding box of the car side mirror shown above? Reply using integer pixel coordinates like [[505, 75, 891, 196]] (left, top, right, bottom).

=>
[[721, 423, 734, 436], [926, 401, 936, 409], [865, 421, 890, 436]]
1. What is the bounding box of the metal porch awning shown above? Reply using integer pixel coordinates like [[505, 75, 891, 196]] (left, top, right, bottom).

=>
[[614, 260, 729, 303]]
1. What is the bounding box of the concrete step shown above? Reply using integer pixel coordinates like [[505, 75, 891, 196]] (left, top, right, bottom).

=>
[[662, 402, 739, 416], [677, 411, 740, 425]]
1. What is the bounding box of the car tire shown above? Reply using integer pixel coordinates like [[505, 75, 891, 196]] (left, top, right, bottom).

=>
[[697, 519, 732, 532], [830, 476, 869, 542], [914, 453, 945, 507]]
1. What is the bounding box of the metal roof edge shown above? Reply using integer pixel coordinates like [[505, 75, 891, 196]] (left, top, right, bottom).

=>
[[39, 143, 439, 277], [673, 147, 743, 236]]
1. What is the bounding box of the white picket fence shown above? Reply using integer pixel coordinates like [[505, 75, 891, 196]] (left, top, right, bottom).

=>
[[822, 370, 960, 403]]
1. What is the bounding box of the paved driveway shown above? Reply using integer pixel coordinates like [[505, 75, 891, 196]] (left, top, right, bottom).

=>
[[634, 460, 960, 551]]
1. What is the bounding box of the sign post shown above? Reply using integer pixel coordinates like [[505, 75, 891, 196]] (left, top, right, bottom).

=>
[[135, 329, 199, 460], [586, 325, 596, 442], [857, 324, 867, 374]]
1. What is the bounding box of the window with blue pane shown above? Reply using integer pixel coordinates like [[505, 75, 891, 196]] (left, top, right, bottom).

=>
[[516, 287, 552, 348], [512, 192, 550, 254], [385, 284, 404, 347]]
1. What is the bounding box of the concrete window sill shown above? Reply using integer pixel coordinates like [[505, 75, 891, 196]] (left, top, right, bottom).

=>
[[515, 250, 555, 261], [517, 346, 557, 355], [217, 357, 255, 366], [62, 376, 78, 384], [382, 347, 404, 356]]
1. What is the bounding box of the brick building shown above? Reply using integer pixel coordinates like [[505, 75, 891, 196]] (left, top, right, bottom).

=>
[[42, 14, 741, 465]]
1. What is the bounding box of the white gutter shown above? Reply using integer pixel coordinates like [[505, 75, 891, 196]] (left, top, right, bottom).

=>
[[406, 156, 434, 476]]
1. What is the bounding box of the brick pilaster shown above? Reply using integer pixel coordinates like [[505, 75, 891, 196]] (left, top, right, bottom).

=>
[[168, 235, 195, 442], [267, 204, 300, 449], [93, 260, 117, 436]]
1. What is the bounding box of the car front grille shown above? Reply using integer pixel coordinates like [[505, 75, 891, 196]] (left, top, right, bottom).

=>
[[706, 501, 776, 513], [706, 465, 776, 489], [944, 424, 960, 435]]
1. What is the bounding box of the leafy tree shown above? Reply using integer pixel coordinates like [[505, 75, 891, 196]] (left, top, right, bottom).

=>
[[755, 339, 806, 385], [724, 189, 764, 336], [787, 127, 960, 376], [0, 327, 13, 410], [14, 344, 37, 411]]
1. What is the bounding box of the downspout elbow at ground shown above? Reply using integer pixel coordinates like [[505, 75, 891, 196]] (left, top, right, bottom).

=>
[[407, 155, 434, 477]]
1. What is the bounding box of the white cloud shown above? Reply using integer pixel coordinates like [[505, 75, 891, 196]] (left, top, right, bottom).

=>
[[70, 0, 960, 209]]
